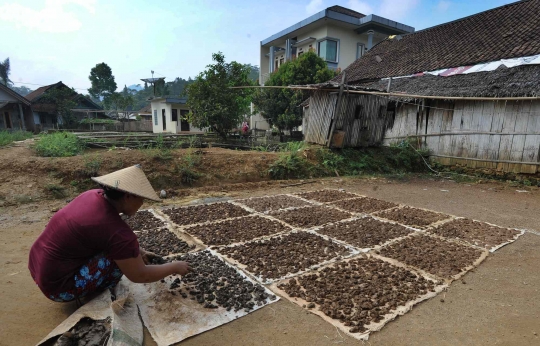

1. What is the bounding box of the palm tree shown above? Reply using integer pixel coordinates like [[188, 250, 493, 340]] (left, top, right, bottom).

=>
[[0, 58, 11, 86]]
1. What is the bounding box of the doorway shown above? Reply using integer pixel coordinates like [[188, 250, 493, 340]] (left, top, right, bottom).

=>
[[3, 112, 12, 129], [162, 109, 166, 131]]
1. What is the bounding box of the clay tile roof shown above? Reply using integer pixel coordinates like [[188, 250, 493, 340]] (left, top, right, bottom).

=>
[[334, 0, 540, 84], [138, 104, 151, 113], [327, 5, 365, 18]]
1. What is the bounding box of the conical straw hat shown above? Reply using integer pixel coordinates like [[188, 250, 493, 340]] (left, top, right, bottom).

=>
[[91, 164, 160, 202]]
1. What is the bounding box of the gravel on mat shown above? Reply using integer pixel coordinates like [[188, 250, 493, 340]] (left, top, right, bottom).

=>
[[137, 228, 195, 257], [163, 203, 251, 226], [330, 197, 398, 214], [184, 215, 291, 246], [166, 251, 276, 311], [237, 195, 312, 212], [295, 190, 359, 203], [316, 217, 415, 249], [216, 232, 353, 281], [277, 255, 438, 334], [270, 205, 353, 228], [429, 218, 521, 249], [377, 234, 485, 279], [375, 206, 451, 228], [125, 210, 165, 232]]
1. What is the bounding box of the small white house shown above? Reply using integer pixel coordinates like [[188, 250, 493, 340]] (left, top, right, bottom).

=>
[[149, 97, 204, 134]]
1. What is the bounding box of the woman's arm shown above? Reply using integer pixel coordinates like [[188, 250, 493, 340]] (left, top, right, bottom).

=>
[[115, 255, 191, 284]]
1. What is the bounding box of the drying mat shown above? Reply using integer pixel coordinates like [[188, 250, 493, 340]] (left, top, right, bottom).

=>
[[127, 250, 279, 346], [427, 217, 526, 253], [309, 215, 419, 253], [269, 254, 448, 341], [373, 233, 489, 283], [36, 279, 143, 346], [293, 189, 364, 203], [371, 205, 455, 230], [232, 194, 317, 213], [214, 230, 360, 285]]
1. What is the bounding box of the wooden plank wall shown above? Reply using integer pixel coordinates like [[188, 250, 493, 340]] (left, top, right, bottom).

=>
[[383, 100, 540, 173], [303, 91, 337, 145]]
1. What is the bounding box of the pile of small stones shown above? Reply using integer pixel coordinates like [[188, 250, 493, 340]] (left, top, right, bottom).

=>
[[185, 215, 291, 246], [375, 206, 450, 228], [125, 210, 165, 232], [165, 251, 276, 311], [216, 232, 352, 281], [270, 206, 352, 228], [278, 255, 437, 334], [238, 195, 312, 213], [296, 190, 359, 203], [137, 228, 195, 257], [316, 217, 414, 249], [377, 234, 485, 279], [331, 197, 398, 214], [164, 203, 251, 226], [430, 218, 521, 249]]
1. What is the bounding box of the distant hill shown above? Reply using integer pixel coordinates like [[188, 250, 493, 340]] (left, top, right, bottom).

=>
[[128, 84, 143, 91]]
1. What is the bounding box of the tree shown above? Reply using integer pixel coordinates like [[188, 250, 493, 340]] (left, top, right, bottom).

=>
[[39, 87, 78, 127], [9, 85, 33, 96], [184, 52, 254, 139], [252, 51, 336, 131], [0, 58, 11, 86], [88, 63, 117, 100], [103, 92, 134, 127]]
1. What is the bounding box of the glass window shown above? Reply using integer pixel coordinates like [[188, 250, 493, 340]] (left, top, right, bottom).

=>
[[318, 39, 338, 62], [153, 110, 158, 125], [172, 109, 178, 122], [357, 43, 365, 59]]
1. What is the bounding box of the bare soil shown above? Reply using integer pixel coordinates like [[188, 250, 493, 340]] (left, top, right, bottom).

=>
[[270, 205, 353, 228], [278, 255, 438, 334], [377, 234, 485, 279], [375, 206, 451, 229], [316, 217, 414, 249], [330, 196, 398, 214], [2, 145, 540, 346], [430, 218, 522, 249], [163, 202, 251, 226], [295, 189, 359, 203], [216, 232, 352, 281], [184, 215, 290, 246], [237, 195, 312, 213]]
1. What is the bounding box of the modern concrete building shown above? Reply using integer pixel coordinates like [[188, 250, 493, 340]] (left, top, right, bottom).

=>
[[149, 97, 204, 134], [259, 5, 414, 84]]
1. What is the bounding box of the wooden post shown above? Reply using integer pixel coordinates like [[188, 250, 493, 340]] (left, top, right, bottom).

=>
[[327, 71, 346, 147]]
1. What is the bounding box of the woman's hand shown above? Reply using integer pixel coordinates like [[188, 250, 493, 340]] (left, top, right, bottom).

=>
[[141, 249, 162, 265], [172, 261, 193, 276]]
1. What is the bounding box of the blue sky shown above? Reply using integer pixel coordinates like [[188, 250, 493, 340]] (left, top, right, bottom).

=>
[[0, 0, 515, 93]]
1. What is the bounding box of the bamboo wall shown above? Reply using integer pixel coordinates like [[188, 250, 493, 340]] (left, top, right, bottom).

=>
[[383, 100, 540, 173]]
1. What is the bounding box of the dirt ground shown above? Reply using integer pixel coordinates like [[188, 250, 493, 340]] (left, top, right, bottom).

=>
[[1, 146, 540, 345]]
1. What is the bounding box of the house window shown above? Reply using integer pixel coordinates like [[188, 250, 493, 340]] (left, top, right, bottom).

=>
[[279, 56, 284, 66], [172, 109, 178, 122], [39, 113, 47, 124], [356, 43, 365, 59], [318, 39, 338, 63], [298, 48, 304, 57], [354, 105, 364, 120], [153, 110, 158, 125], [274, 59, 278, 71]]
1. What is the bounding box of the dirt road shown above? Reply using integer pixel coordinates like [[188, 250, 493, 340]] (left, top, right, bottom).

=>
[[1, 177, 539, 345]]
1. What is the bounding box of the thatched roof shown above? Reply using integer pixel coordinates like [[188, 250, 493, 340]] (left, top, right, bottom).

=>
[[332, 0, 540, 84], [356, 65, 540, 98]]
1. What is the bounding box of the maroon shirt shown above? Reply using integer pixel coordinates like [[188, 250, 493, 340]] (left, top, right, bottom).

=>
[[28, 189, 139, 295]]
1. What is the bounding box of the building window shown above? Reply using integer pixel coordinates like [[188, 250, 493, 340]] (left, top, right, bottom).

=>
[[153, 110, 158, 125], [274, 59, 278, 71], [279, 56, 284, 65], [172, 109, 178, 122], [357, 43, 365, 59], [298, 48, 304, 57], [318, 39, 338, 63]]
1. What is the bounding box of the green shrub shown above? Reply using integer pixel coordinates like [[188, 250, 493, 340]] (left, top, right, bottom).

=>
[[34, 132, 84, 157], [268, 151, 311, 180], [83, 155, 102, 177], [0, 130, 33, 147], [174, 150, 202, 185]]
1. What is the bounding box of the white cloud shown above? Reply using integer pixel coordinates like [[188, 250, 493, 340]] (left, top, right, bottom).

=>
[[0, 0, 96, 33], [306, 0, 324, 15], [347, 0, 373, 15], [437, 0, 451, 12], [379, 0, 419, 20]]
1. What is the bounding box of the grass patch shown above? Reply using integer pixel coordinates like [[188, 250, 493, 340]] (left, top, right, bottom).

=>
[[174, 150, 202, 185], [45, 183, 67, 199], [34, 132, 84, 157], [83, 155, 103, 177], [0, 130, 33, 147]]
